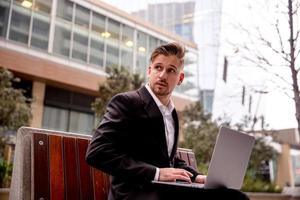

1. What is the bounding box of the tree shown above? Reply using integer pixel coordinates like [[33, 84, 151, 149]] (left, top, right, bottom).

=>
[[180, 102, 219, 172], [227, 0, 300, 136], [0, 67, 31, 187], [92, 67, 144, 119], [0, 68, 32, 133], [181, 102, 278, 190]]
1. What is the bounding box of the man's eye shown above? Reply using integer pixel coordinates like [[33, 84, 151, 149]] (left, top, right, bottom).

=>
[[154, 65, 162, 70], [168, 69, 176, 73]]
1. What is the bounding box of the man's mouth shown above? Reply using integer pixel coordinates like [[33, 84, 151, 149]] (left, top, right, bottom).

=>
[[156, 82, 167, 87]]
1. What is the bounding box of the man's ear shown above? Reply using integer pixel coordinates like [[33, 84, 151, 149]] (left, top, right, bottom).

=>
[[177, 72, 185, 85], [147, 66, 151, 75]]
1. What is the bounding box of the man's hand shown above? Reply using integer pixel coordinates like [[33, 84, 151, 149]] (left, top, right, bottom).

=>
[[194, 174, 206, 184], [158, 168, 193, 183]]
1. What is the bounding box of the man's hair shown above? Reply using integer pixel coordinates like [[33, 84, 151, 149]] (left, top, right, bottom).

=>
[[150, 42, 186, 67]]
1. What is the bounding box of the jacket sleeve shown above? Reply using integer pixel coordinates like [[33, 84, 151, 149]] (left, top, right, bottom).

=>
[[85, 94, 156, 183]]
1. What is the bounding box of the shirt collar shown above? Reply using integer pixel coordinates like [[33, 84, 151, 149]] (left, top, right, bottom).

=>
[[145, 84, 175, 115]]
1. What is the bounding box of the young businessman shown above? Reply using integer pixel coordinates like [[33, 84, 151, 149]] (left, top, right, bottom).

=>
[[86, 42, 248, 200]]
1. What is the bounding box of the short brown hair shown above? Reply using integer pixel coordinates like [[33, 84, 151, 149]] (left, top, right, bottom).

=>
[[150, 42, 186, 67]]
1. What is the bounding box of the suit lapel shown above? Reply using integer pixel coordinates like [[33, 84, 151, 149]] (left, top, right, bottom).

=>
[[138, 86, 169, 159], [170, 110, 179, 159]]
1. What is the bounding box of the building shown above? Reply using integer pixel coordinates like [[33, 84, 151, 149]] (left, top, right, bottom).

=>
[[132, 1, 195, 42], [132, 0, 223, 114], [0, 0, 199, 135], [200, 89, 214, 113], [261, 128, 300, 187]]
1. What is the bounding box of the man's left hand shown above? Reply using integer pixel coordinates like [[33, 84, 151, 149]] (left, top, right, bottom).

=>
[[194, 175, 206, 184]]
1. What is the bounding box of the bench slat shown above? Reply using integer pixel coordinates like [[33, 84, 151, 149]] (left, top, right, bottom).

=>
[[33, 133, 50, 200], [187, 152, 198, 170], [77, 138, 94, 200], [49, 135, 65, 200], [92, 168, 110, 200], [63, 137, 80, 200], [180, 151, 190, 166]]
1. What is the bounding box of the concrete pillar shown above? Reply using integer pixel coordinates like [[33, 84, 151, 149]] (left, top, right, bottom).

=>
[[276, 144, 294, 187], [30, 81, 45, 128]]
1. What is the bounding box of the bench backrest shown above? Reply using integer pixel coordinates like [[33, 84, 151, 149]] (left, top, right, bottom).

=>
[[10, 127, 197, 200]]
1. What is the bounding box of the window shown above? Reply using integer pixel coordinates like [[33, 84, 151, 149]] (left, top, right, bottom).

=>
[[43, 106, 69, 132], [120, 25, 134, 71], [72, 5, 89, 63], [89, 12, 105, 67], [92, 12, 105, 35], [31, 14, 50, 50], [33, 0, 52, 15], [149, 36, 159, 53], [136, 31, 147, 75], [72, 31, 88, 62], [105, 18, 120, 68], [53, 23, 71, 57], [56, 0, 73, 22], [69, 110, 94, 134], [0, 0, 10, 37], [42, 86, 96, 135], [106, 45, 119, 68], [9, 6, 31, 44], [75, 4, 89, 29], [90, 38, 104, 67]]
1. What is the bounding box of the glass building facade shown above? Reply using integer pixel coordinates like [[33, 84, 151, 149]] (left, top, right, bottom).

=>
[[0, 0, 199, 134]]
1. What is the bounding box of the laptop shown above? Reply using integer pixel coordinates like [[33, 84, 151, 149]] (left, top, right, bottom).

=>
[[152, 126, 255, 190]]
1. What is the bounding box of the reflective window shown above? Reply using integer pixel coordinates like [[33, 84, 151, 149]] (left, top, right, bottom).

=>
[[149, 36, 159, 53], [0, 0, 10, 37], [42, 106, 94, 134], [90, 12, 105, 67], [69, 110, 94, 134], [9, 6, 31, 44], [136, 31, 147, 75], [56, 0, 73, 22], [92, 12, 105, 35], [33, 0, 51, 15], [90, 38, 104, 67], [53, 23, 71, 57], [75, 4, 89, 29], [42, 106, 69, 132], [31, 14, 49, 50], [107, 18, 120, 43], [72, 31, 88, 62], [106, 18, 120, 68], [106, 45, 119, 68], [120, 25, 134, 71], [43, 86, 95, 135]]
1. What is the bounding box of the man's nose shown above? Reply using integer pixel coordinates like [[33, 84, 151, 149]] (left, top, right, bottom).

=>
[[158, 69, 167, 78]]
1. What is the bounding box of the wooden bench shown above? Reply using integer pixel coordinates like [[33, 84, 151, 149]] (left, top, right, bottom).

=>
[[10, 127, 198, 200]]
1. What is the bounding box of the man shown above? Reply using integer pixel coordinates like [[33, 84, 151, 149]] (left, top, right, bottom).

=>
[[86, 42, 248, 200], [86, 42, 206, 199]]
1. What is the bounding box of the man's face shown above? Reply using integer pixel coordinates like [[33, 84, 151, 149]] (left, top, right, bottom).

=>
[[148, 54, 184, 98]]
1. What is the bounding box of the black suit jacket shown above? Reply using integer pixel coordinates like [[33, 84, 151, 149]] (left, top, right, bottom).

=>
[[86, 86, 199, 200]]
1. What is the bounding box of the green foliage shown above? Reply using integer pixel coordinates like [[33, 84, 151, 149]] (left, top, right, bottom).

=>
[[181, 104, 280, 192], [248, 137, 277, 170], [180, 102, 219, 168], [92, 66, 144, 119], [0, 68, 31, 188], [0, 68, 32, 132], [242, 173, 281, 193], [0, 158, 12, 188]]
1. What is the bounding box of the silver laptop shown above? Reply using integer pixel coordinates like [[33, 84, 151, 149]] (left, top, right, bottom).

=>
[[152, 126, 255, 189]]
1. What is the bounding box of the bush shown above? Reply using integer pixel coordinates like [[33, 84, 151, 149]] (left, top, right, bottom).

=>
[[0, 158, 12, 188], [242, 175, 282, 193]]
